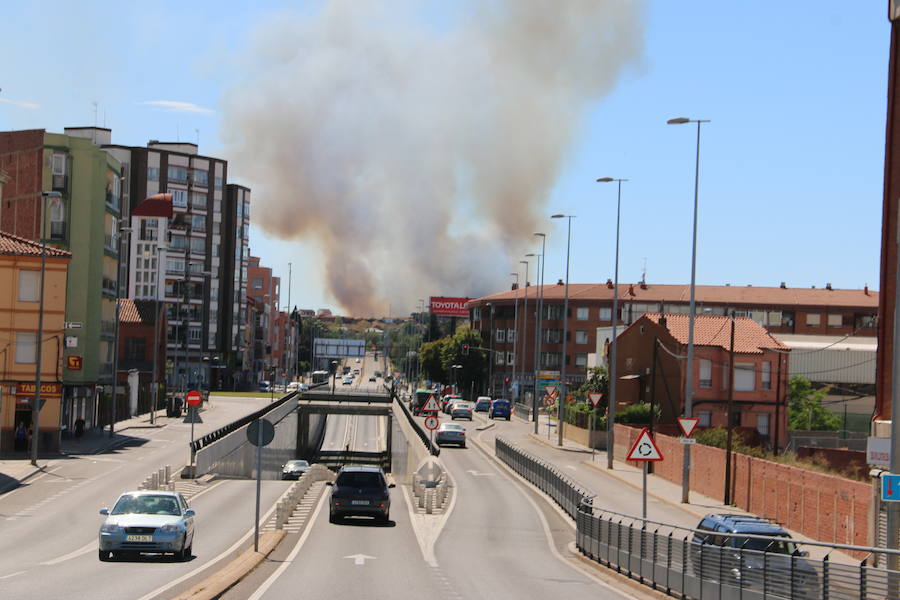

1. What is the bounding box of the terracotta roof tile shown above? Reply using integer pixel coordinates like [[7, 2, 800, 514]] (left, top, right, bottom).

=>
[[118, 298, 158, 325], [468, 282, 877, 309], [643, 313, 789, 354], [0, 231, 72, 258]]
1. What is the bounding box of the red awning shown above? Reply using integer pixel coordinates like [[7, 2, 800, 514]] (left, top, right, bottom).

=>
[[132, 193, 173, 218]]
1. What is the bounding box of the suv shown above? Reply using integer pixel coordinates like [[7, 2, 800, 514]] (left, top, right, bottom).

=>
[[690, 514, 818, 596], [489, 399, 511, 420], [327, 466, 394, 523]]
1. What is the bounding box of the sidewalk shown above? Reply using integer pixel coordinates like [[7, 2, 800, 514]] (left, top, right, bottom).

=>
[[0, 407, 173, 493]]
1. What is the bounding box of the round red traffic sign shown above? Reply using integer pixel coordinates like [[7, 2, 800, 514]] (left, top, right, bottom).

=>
[[424, 415, 439, 431], [186, 390, 203, 407]]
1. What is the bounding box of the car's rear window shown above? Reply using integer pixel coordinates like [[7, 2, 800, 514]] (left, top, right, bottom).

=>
[[455, 403, 470, 409], [336, 472, 384, 488], [442, 424, 464, 431]]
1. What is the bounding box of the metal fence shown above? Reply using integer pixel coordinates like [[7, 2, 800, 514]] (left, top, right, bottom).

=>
[[495, 435, 900, 600]]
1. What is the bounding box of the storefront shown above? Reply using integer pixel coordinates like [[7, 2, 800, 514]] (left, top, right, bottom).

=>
[[0, 382, 63, 454]]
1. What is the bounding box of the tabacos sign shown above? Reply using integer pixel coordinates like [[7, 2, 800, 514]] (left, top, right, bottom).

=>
[[15, 382, 63, 397], [429, 296, 471, 317]]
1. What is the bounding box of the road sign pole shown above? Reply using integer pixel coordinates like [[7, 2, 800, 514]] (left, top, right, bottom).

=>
[[589, 409, 594, 461], [642, 462, 648, 520], [255, 421, 262, 552]]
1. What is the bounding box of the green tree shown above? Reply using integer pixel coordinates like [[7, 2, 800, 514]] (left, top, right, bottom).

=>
[[575, 366, 609, 412], [439, 325, 489, 397], [787, 376, 840, 431], [419, 338, 449, 382]]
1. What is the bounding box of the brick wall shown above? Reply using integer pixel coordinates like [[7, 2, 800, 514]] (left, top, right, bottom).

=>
[[0, 130, 44, 240], [614, 424, 871, 548]]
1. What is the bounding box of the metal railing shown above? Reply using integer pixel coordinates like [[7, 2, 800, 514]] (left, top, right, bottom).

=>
[[496, 434, 900, 600], [393, 388, 440, 456]]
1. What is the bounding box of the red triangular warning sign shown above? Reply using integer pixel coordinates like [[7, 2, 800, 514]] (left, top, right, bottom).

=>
[[677, 417, 700, 438], [423, 394, 441, 412], [625, 428, 663, 462]]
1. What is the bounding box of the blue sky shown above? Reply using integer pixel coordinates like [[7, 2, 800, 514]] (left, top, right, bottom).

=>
[[0, 1, 890, 314]]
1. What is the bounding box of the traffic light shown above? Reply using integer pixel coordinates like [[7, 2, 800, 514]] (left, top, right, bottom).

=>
[[462, 344, 469, 356], [504, 377, 510, 384]]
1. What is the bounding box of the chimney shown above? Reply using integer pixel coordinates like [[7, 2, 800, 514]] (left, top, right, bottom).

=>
[[865, 285, 870, 296], [659, 315, 668, 330], [780, 282, 786, 289], [511, 283, 519, 291], [628, 284, 635, 296], [640, 281, 648, 290], [606, 279, 613, 289], [826, 283, 833, 290], [557, 279, 564, 286]]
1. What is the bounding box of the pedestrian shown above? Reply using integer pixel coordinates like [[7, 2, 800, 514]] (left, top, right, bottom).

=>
[[74, 417, 85, 441], [14, 422, 26, 452]]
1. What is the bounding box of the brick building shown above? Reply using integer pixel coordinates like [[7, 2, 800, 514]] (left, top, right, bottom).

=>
[[247, 256, 280, 385], [614, 313, 790, 449], [117, 298, 166, 416], [468, 282, 876, 398]]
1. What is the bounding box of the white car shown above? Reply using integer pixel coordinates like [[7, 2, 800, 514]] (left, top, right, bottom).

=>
[[287, 381, 308, 392], [98, 490, 195, 561]]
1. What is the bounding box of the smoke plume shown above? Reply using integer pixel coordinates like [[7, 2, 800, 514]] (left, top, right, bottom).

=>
[[222, 0, 644, 316]]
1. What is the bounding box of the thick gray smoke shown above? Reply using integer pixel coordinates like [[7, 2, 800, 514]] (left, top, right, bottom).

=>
[[222, 0, 644, 316]]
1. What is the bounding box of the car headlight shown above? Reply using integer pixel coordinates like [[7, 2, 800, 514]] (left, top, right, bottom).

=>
[[100, 523, 122, 534], [160, 523, 184, 533]]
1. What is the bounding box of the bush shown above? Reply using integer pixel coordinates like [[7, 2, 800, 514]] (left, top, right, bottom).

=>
[[694, 427, 766, 458], [615, 403, 659, 425], [563, 401, 607, 429]]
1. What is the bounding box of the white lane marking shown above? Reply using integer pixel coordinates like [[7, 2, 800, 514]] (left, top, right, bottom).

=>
[[0, 570, 26, 580], [0, 465, 59, 498], [135, 483, 293, 600], [465, 470, 494, 477], [344, 553, 376, 566], [247, 489, 328, 600], [472, 436, 640, 600]]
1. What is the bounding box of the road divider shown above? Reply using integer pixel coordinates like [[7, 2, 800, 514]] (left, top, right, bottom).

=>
[[273, 465, 334, 530]]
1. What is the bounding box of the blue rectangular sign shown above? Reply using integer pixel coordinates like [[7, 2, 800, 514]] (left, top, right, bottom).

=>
[[882, 474, 900, 502]]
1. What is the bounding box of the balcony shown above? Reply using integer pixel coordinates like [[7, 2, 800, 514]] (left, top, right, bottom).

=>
[[102, 277, 117, 297], [104, 234, 119, 255]]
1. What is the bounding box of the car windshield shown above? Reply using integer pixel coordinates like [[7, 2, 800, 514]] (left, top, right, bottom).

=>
[[336, 472, 384, 488], [285, 460, 309, 468], [112, 494, 181, 516]]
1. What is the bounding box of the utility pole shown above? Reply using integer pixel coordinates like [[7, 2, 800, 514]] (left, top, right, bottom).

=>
[[773, 354, 783, 456], [287, 262, 292, 384], [723, 313, 736, 505]]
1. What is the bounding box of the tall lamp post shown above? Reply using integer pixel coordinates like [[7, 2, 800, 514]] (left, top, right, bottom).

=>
[[486, 302, 494, 396], [509, 272, 519, 400], [31, 191, 61, 465], [668, 116, 710, 503], [551, 214, 575, 447], [532, 233, 546, 434], [110, 222, 132, 438], [519, 259, 530, 406], [597, 177, 627, 469]]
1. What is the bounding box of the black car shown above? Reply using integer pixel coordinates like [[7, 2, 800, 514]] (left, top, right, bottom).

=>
[[328, 466, 394, 523], [281, 459, 310, 480]]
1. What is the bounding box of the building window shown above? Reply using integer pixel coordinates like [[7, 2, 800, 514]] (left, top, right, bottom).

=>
[[761, 361, 772, 390], [147, 167, 160, 181], [734, 363, 755, 391], [541, 328, 563, 344], [827, 313, 842, 328], [698, 359, 712, 388], [545, 305, 563, 320], [506, 352, 515, 364], [125, 338, 146, 361], [49, 199, 66, 239], [806, 313, 820, 327], [495, 329, 506, 343], [473, 307, 481, 321], [18, 270, 39, 302], [170, 189, 188, 208], [253, 278, 263, 290], [541, 352, 561, 368], [189, 328, 202, 342], [15, 332, 36, 363], [698, 411, 711, 427], [599, 307, 612, 321], [214, 176, 223, 190], [192, 169, 209, 186], [495, 351, 505, 365], [507, 329, 516, 343], [51, 153, 66, 175], [756, 413, 770, 436], [191, 214, 206, 230], [576, 307, 589, 321], [575, 353, 587, 367], [190, 237, 205, 253], [575, 330, 588, 345], [168, 166, 188, 182]]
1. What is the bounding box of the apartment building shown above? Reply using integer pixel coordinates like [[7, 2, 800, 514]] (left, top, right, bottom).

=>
[[468, 282, 878, 397], [220, 184, 251, 390], [0, 128, 123, 431], [247, 255, 280, 385]]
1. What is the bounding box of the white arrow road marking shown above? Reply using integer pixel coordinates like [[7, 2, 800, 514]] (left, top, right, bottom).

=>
[[344, 553, 376, 566], [465, 470, 494, 477], [564, 466, 577, 471]]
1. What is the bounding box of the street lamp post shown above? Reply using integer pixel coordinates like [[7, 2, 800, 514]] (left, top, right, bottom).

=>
[[519, 259, 530, 407], [551, 214, 575, 447], [110, 223, 132, 438], [668, 116, 710, 503], [533, 233, 546, 434], [510, 272, 519, 400], [31, 191, 61, 465], [150, 244, 169, 425], [487, 302, 494, 396], [597, 177, 628, 469]]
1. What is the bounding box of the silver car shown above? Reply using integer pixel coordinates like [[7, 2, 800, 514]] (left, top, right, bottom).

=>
[[435, 422, 467, 447], [98, 490, 195, 561]]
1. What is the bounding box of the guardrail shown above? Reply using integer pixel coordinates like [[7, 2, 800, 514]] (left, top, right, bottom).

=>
[[495, 434, 900, 600], [393, 389, 440, 457]]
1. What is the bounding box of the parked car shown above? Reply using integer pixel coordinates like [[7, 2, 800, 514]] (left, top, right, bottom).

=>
[[474, 396, 492, 412], [451, 401, 473, 420], [281, 459, 310, 480], [435, 422, 466, 448], [369, 376, 377, 382], [287, 381, 309, 392], [489, 399, 511, 420], [259, 380, 272, 392], [342, 376, 353, 385], [690, 514, 819, 597], [374, 371, 382, 378], [327, 465, 394, 523], [98, 490, 195, 561]]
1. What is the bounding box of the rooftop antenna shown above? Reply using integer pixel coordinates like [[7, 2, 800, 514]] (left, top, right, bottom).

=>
[[92, 101, 98, 126], [641, 257, 647, 285], [195, 128, 199, 146]]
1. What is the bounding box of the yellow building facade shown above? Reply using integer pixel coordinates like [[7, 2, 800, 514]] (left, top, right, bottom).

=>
[[0, 232, 71, 454]]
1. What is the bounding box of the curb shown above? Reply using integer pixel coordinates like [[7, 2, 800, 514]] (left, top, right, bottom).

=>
[[170, 530, 286, 600], [475, 422, 496, 431], [527, 433, 593, 455]]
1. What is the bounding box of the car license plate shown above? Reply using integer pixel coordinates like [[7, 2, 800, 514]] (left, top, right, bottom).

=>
[[351, 500, 369, 506], [126, 535, 153, 542]]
